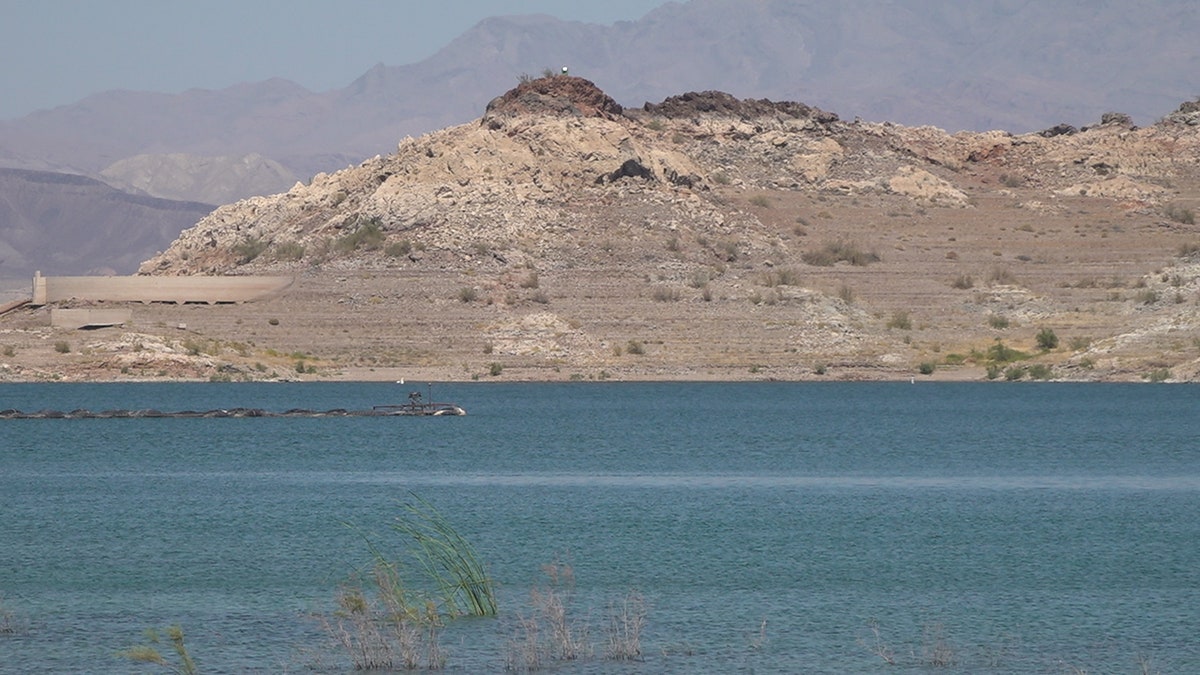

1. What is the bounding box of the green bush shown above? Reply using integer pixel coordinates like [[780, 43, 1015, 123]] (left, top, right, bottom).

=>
[[987, 340, 1028, 363], [1035, 328, 1059, 351], [233, 236, 269, 263], [336, 217, 386, 253], [918, 362, 936, 375], [1027, 363, 1053, 380]]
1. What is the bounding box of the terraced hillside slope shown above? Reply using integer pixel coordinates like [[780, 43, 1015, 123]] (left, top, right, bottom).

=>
[[3, 79, 1199, 382]]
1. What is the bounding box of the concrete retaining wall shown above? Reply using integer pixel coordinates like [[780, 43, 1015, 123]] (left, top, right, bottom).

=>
[[32, 272, 293, 305], [50, 308, 133, 329]]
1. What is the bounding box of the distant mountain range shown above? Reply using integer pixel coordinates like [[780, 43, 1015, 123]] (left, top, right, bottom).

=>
[[0, 169, 213, 277], [1, 0, 1197, 277]]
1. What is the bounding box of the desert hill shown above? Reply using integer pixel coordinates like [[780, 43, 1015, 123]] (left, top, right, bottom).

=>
[[3, 78, 1200, 383]]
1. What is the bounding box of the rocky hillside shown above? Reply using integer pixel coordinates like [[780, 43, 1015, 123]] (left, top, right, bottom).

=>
[[5, 78, 1199, 383]]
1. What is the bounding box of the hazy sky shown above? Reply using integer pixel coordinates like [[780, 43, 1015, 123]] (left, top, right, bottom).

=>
[[0, 0, 671, 120]]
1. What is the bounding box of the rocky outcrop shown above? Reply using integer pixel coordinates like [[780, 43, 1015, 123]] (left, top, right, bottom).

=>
[[139, 82, 1200, 278]]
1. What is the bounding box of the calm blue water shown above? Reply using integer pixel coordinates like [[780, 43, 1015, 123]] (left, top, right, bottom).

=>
[[1, 382, 1197, 673]]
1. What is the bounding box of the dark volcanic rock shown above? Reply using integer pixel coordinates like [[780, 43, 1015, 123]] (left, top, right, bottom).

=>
[[483, 76, 624, 122], [643, 91, 839, 125]]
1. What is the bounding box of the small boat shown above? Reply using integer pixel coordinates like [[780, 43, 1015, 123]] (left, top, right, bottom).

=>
[[372, 389, 466, 416]]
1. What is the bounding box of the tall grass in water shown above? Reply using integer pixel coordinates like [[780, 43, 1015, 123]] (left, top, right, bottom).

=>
[[506, 560, 648, 670], [392, 495, 497, 618], [320, 495, 494, 669], [120, 625, 197, 675]]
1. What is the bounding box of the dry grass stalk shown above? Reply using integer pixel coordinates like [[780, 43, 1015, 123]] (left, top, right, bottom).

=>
[[604, 591, 647, 660]]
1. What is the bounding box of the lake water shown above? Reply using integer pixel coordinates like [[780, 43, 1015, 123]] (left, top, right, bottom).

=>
[[1, 382, 1198, 673]]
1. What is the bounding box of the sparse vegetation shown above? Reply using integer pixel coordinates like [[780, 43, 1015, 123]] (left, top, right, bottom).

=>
[[385, 239, 412, 258], [625, 340, 645, 355], [336, 217, 387, 253], [951, 274, 974, 289], [458, 287, 479, 303], [987, 315, 1010, 329], [233, 236, 269, 263], [887, 311, 912, 330], [1145, 368, 1172, 382], [273, 240, 306, 261], [121, 625, 197, 675], [651, 287, 681, 302], [54, 341, 70, 354], [489, 362, 504, 377], [802, 240, 880, 267], [1164, 202, 1196, 225]]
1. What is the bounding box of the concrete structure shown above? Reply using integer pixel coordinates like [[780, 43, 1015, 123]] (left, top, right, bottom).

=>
[[50, 308, 132, 329], [32, 272, 293, 305]]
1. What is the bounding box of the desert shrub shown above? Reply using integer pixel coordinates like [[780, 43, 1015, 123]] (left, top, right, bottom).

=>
[[759, 267, 801, 287], [385, 240, 412, 257], [458, 287, 478, 303], [987, 315, 1010, 329], [489, 362, 504, 377], [625, 340, 645, 355], [268, 317, 280, 326], [233, 236, 269, 263], [1004, 365, 1025, 381], [519, 272, 540, 289], [1068, 336, 1092, 351], [951, 274, 974, 289], [987, 340, 1028, 363], [1135, 289, 1159, 305], [2, 345, 14, 357], [749, 195, 772, 208], [530, 290, 550, 304], [1026, 363, 1053, 380], [988, 267, 1017, 285], [1178, 241, 1200, 258], [838, 284, 855, 304], [651, 287, 680, 302], [986, 363, 1002, 380], [887, 311, 912, 330], [54, 341, 70, 354], [802, 240, 880, 267], [999, 173, 1023, 188], [711, 171, 731, 185], [273, 240, 306, 261], [1035, 328, 1059, 351], [1164, 203, 1196, 225], [1145, 368, 1171, 382], [336, 217, 386, 253], [645, 119, 665, 131], [918, 362, 936, 375]]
